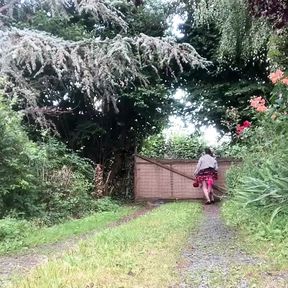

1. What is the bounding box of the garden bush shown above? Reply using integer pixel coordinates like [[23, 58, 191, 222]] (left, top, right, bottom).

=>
[[224, 70, 288, 245], [93, 197, 121, 212], [0, 93, 97, 224], [0, 218, 35, 242], [141, 133, 205, 159]]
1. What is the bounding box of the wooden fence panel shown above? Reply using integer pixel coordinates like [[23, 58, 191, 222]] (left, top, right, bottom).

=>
[[134, 155, 239, 200], [170, 162, 201, 199]]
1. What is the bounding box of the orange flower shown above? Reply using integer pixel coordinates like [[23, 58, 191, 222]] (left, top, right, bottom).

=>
[[269, 69, 284, 84], [256, 105, 268, 112], [281, 78, 288, 85]]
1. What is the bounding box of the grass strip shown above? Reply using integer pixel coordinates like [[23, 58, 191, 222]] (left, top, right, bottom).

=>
[[0, 207, 136, 255], [221, 200, 288, 286], [12, 202, 202, 288], [222, 200, 288, 266]]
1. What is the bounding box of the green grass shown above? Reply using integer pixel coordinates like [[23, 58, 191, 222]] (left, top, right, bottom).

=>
[[222, 200, 288, 264], [11, 202, 202, 288], [0, 207, 136, 255], [221, 200, 288, 287]]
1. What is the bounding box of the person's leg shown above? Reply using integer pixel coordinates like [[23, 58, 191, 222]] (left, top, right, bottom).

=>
[[207, 178, 214, 202], [209, 189, 215, 202], [202, 181, 210, 203]]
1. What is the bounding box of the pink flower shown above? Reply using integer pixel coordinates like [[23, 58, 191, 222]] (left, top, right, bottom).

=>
[[242, 120, 251, 128], [236, 121, 252, 135], [236, 124, 245, 135], [250, 96, 267, 112], [236, 124, 244, 135], [269, 69, 284, 84], [256, 105, 268, 112], [250, 96, 265, 109]]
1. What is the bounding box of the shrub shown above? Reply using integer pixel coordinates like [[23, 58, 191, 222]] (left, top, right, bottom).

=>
[[0, 93, 96, 224], [215, 142, 248, 159], [141, 133, 205, 159], [140, 134, 167, 158], [0, 218, 34, 242], [93, 197, 120, 212], [0, 95, 42, 217], [227, 110, 288, 211], [225, 70, 288, 240]]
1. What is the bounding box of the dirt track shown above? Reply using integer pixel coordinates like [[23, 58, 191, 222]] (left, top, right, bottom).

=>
[[0, 207, 153, 287]]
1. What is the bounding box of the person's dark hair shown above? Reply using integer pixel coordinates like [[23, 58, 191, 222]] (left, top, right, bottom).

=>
[[204, 147, 213, 156]]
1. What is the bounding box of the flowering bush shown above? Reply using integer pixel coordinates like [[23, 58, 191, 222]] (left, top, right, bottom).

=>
[[233, 68, 288, 137], [226, 68, 288, 222], [224, 96, 267, 138]]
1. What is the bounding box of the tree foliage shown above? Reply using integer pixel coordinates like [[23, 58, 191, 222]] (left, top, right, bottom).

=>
[[268, 27, 288, 69], [0, 0, 208, 119], [0, 0, 212, 199], [187, 0, 272, 64], [177, 0, 272, 132], [0, 0, 128, 29], [248, 0, 288, 29], [1, 28, 207, 114]]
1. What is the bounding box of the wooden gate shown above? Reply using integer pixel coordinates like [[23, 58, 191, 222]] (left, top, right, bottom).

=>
[[134, 155, 239, 200]]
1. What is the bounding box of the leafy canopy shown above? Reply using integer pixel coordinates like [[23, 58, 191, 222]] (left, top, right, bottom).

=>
[[0, 0, 209, 119]]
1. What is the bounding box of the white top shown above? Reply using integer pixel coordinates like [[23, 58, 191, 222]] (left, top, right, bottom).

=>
[[194, 154, 218, 175]]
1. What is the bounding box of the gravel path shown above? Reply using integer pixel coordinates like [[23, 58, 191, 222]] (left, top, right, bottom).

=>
[[176, 204, 288, 288], [0, 207, 153, 287]]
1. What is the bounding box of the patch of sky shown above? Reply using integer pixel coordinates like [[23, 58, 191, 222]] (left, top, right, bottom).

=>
[[164, 88, 229, 147]]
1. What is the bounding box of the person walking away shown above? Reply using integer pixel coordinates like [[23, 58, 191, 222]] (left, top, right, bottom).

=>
[[194, 148, 218, 204]]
